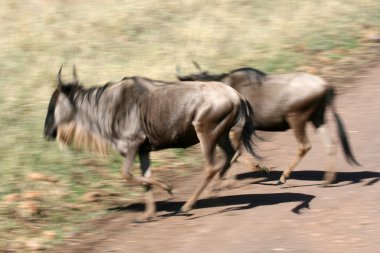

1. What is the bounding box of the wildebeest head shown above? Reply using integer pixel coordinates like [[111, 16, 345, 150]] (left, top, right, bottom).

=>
[[176, 61, 228, 81], [43, 65, 80, 140], [176, 61, 267, 85]]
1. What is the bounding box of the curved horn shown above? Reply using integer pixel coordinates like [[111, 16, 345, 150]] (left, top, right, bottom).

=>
[[176, 64, 182, 77], [175, 64, 189, 81], [57, 65, 63, 90], [72, 64, 79, 85], [192, 60, 202, 72]]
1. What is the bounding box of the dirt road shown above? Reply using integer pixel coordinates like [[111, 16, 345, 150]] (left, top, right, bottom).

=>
[[54, 61, 380, 253]]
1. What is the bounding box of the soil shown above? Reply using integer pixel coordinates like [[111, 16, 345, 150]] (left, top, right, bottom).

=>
[[52, 60, 380, 253]]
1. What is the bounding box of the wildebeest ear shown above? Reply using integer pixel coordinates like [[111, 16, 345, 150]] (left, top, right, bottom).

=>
[[72, 64, 79, 86], [57, 65, 63, 91]]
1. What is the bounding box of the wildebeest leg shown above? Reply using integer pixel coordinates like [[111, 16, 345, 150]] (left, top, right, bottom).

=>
[[219, 133, 239, 178], [212, 133, 237, 191], [229, 126, 269, 174], [121, 150, 171, 220], [219, 121, 249, 179], [181, 124, 219, 213], [138, 152, 173, 195], [316, 125, 337, 185], [121, 149, 172, 194], [229, 129, 242, 164], [138, 152, 156, 220], [121, 148, 156, 220], [279, 116, 311, 184], [311, 97, 338, 185]]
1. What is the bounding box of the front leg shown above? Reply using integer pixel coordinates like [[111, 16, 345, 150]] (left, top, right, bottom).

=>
[[138, 152, 156, 221], [121, 148, 156, 222]]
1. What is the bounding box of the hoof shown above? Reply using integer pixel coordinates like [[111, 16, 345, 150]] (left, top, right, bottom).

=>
[[276, 180, 285, 185], [210, 185, 224, 192], [133, 213, 156, 223], [180, 204, 194, 214], [180, 207, 191, 213], [167, 187, 174, 196], [260, 166, 272, 176], [321, 181, 333, 187], [160, 182, 173, 196], [133, 217, 152, 223], [254, 163, 274, 175], [322, 177, 336, 187], [323, 172, 336, 186], [173, 209, 193, 217]]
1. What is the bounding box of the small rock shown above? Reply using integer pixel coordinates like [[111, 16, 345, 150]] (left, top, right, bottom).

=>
[[4, 238, 25, 252], [364, 33, 380, 43], [332, 48, 347, 54], [50, 188, 68, 198], [306, 66, 319, 74], [25, 238, 45, 251], [92, 182, 108, 188], [316, 55, 332, 64], [18, 201, 40, 218], [42, 230, 56, 241], [295, 66, 308, 72], [27, 172, 59, 183], [321, 66, 335, 74], [64, 203, 82, 210], [27, 172, 48, 181], [3, 193, 20, 203], [107, 192, 121, 197], [22, 191, 43, 201], [296, 65, 319, 74], [81, 191, 103, 202]]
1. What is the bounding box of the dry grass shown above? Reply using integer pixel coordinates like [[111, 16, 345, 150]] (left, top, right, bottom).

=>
[[0, 0, 379, 251]]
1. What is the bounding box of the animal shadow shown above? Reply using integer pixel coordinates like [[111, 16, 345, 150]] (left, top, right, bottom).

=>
[[236, 170, 380, 186], [109, 192, 315, 218]]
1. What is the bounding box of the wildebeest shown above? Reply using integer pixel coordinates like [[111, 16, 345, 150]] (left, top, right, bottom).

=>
[[177, 62, 360, 185], [44, 65, 258, 221]]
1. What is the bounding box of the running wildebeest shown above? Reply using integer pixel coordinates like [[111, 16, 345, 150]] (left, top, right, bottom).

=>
[[176, 62, 360, 186], [43, 65, 258, 221]]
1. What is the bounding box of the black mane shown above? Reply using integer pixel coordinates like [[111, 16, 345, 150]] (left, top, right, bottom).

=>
[[230, 67, 267, 77], [177, 71, 228, 82], [122, 76, 173, 86], [229, 67, 267, 85], [177, 66, 266, 83]]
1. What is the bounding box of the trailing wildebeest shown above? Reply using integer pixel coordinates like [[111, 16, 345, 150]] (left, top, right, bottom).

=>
[[44, 65, 258, 221], [176, 62, 360, 185]]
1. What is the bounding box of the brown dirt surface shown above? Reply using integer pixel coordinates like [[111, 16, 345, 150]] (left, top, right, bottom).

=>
[[51, 60, 380, 253]]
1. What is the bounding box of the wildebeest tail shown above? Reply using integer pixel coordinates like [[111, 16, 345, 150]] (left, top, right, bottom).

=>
[[326, 87, 360, 166], [240, 98, 260, 159]]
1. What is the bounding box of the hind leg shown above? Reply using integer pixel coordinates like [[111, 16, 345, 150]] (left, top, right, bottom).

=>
[[181, 124, 221, 213], [279, 116, 311, 184], [311, 99, 338, 185], [219, 133, 238, 179], [316, 125, 337, 185], [211, 133, 238, 191], [226, 122, 262, 175]]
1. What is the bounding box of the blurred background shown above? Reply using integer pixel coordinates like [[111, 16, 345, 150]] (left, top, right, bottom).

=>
[[0, 0, 379, 251]]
